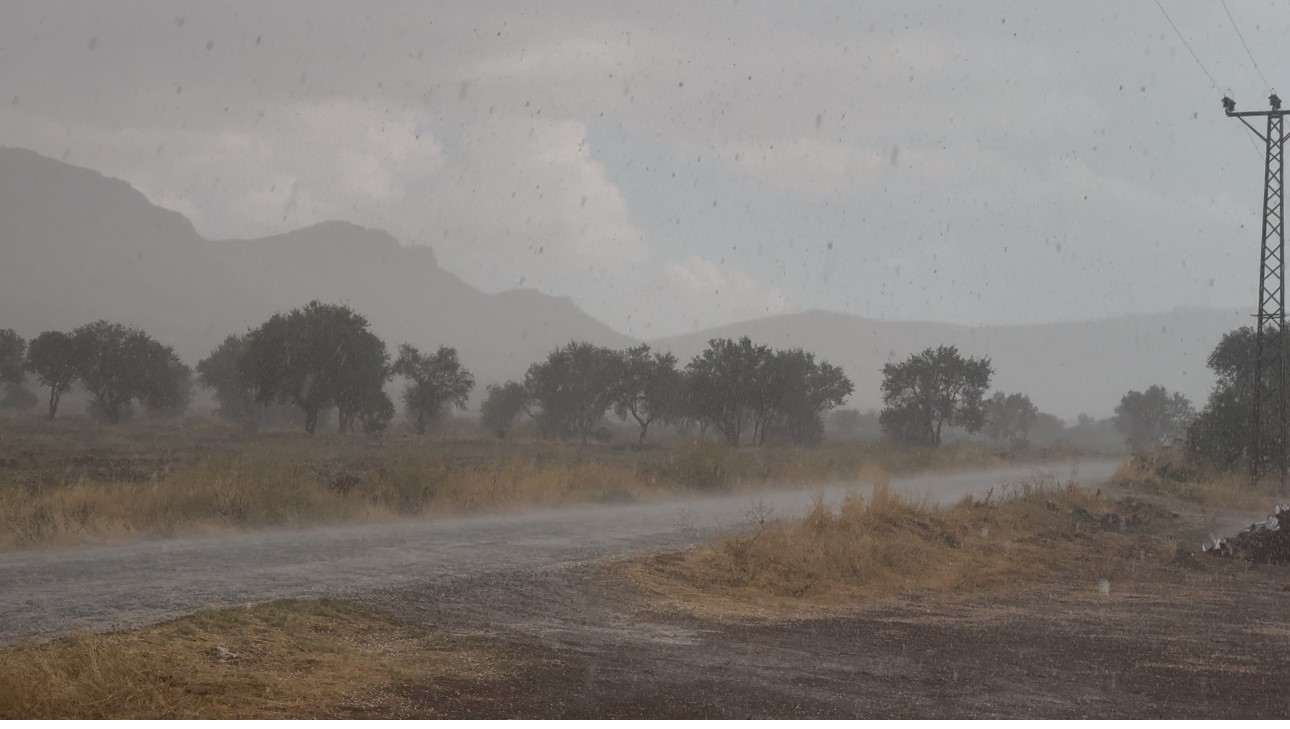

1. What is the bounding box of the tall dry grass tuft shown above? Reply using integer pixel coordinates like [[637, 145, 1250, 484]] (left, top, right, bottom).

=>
[[1110, 447, 1282, 510], [624, 476, 1179, 616]]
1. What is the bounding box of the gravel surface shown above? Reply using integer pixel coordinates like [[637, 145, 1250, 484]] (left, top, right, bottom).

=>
[[0, 459, 1118, 647]]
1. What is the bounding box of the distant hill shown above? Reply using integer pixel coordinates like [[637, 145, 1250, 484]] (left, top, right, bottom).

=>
[[0, 147, 1245, 420], [651, 308, 1246, 420], [0, 147, 633, 391]]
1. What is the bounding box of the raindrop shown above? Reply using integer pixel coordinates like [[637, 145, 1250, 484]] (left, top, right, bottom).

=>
[[205, 40, 214, 51], [87, 36, 98, 50]]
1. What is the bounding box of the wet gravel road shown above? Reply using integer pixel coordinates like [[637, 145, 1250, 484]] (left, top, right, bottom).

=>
[[0, 460, 1119, 646]]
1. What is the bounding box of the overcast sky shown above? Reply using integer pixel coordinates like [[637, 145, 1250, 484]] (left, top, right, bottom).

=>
[[1, 1, 1284, 338]]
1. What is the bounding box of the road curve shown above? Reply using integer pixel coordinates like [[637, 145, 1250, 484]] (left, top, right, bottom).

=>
[[0, 459, 1119, 646]]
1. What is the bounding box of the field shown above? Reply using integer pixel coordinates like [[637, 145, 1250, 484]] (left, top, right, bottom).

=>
[[4, 415, 1286, 718], [5, 466, 1288, 718], [0, 415, 1045, 550]]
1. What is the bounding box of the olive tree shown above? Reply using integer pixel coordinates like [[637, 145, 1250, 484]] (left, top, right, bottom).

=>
[[241, 301, 390, 434], [753, 348, 853, 445], [524, 341, 623, 442], [983, 392, 1040, 445], [197, 335, 262, 431], [480, 381, 528, 438], [879, 345, 993, 446], [392, 344, 475, 434], [72, 320, 187, 425], [1114, 385, 1194, 451], [613, 345, 683, 444], [25, 330, 80, 419], [684, 337, 772, 446]]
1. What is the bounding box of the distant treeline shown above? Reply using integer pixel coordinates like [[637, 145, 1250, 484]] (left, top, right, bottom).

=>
[[2, 299, 1256, 460]]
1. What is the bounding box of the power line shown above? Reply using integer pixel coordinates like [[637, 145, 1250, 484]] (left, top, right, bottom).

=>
[[1155, 0, 1223, 93], [1220, 0, 1271, 92], [1153, 1, 1259, 154]]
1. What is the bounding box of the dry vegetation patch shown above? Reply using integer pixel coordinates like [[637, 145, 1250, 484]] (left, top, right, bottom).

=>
[[1108, 447, 1284, 511], [0, 416, 1048, 550], [621, 477, 1185, 618], [0, 599, 498, 719]]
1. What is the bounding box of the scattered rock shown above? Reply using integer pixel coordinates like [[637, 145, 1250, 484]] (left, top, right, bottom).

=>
[[208, 645, 240, 663], [1204, 505, 1290, 564]]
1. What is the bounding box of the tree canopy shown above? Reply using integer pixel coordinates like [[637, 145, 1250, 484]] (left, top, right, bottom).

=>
[[197, 335, 262, 431], [241, 301, 390, 434], [684, 337, 773, 446], [614, 345, 683, 444], [1114, 385, 1194, 451], [480, 381, 528, 438], [879, 345, 992, 446], [524, 341, 624, 442], [72, 320, 188, 424], [983, 391, 1039, 446], [24, 330, 80, 419], [1187, 326, 1276, 470], [392, 344, 475, 434]]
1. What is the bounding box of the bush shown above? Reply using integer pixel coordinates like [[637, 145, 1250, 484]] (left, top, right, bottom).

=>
[[649, 439, 732, 492]]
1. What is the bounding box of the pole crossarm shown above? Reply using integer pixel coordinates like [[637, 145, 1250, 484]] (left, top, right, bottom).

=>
[[1225, 110, 1290, 118]]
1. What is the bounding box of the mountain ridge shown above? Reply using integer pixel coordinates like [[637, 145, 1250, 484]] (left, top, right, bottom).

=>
[[0, 147, 1238, 418]]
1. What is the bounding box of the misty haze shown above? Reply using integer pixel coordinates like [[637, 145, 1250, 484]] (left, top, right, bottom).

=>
[[1, 0, 1288, 720]]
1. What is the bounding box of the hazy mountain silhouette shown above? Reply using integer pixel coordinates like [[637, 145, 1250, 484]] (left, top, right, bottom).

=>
[[0, 147, 632, 391], [1, 147, 1241, 419], [651, 308, 1244, 419]]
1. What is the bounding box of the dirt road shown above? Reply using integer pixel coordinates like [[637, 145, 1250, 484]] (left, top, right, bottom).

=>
[[0, 459, 1118, 647]]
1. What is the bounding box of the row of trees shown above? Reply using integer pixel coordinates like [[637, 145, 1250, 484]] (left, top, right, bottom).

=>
[[872, 343, 1195, 453], [6, 302, 1237, 460], [1, 324, 190, 423], [481, 338, 855, 445]]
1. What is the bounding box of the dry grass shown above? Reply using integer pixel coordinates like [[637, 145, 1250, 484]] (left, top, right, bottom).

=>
[[621, 475, 1185, 618], [0, 416, 1057, 550], [1108, 447, 1285, 511], [0, 599, 498, 719]]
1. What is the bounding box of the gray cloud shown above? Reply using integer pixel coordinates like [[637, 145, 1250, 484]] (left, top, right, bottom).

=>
[[1, 0, 1282, 337]]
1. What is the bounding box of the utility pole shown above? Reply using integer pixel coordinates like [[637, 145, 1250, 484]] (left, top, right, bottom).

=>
[[1223, 93, 1288, 491]]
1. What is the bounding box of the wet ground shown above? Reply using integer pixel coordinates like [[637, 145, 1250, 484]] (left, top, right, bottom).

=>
[[0, 460, 1116, 646], [367, 556, 1290, 719]]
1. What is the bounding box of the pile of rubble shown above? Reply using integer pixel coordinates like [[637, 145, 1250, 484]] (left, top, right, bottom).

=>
[[1204, 505, 1290, 564]]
